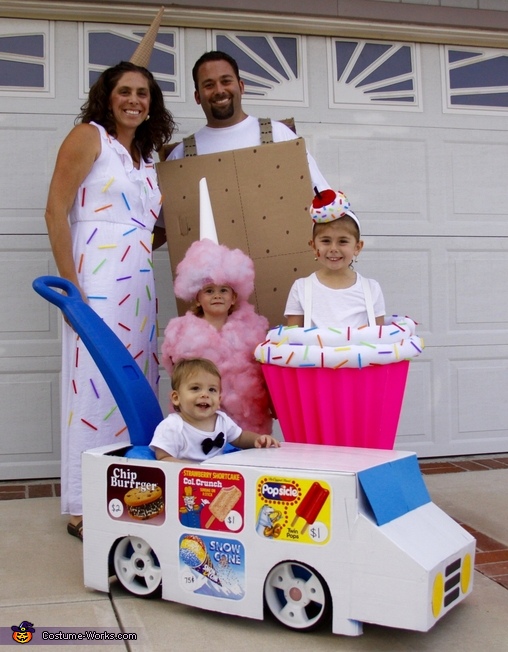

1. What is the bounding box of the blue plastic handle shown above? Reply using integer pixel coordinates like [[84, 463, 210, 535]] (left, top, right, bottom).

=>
[[32, 276, 163, 447]]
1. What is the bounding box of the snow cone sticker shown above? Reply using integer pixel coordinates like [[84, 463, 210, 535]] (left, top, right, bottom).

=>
[[179, 534, 245, 600]]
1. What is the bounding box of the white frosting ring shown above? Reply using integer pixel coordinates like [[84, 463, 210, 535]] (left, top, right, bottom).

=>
[[255, 315, 424, 369]]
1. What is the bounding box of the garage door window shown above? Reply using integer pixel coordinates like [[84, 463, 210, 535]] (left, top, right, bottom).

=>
[[213, 31, 306, 106], [81, 23, 182, 100], [0, 19, 53, 96], [329, 38, 421, 110], [443, 45, 508, 112]]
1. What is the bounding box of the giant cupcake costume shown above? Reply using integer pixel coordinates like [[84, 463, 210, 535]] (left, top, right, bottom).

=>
[[255, 189, 424, 448], [161, 179, 272, 434]]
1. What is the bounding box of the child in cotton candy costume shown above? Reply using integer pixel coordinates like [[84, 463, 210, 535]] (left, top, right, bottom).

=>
[[161, 180, 273, 435]]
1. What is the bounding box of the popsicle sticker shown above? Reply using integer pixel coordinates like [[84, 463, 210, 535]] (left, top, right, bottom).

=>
[[291, 481, 330, 534], [205, 485, 242, 529]]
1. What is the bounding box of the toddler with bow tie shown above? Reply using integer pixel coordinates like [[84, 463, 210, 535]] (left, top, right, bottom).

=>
[[150, 358, 279, 462]]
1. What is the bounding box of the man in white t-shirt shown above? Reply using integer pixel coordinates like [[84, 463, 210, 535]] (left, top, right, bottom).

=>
[[166, 50, 329, 190]]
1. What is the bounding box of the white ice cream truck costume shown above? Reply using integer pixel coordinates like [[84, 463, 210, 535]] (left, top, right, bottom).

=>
[[82, 441, 474, 637]]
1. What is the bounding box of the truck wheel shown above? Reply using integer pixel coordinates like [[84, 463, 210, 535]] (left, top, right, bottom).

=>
[[113, 536, 162, 598], [264, 561, 331, 631]]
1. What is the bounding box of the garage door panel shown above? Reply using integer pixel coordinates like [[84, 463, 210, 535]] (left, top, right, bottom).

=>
[[359, 244, 431, 337], [396, 346, 508, 457], [0, 366, 61, 480], [455, 356, 508, 437], [0, 238, 60, 355], [396, 347, 451, 457], [1, 258, 54, 334], [0, 115, 75, 235], [444, 239, 508, 344], [314, 127, 431, 236], [447, 348, 508, 453], [363, 236, 508, 346], [445, 140, 508, 228], [452, 251, 508, 327], [337, 135, 428, 227], [0, 374, 58, 455], [0, 237, 61, 478]]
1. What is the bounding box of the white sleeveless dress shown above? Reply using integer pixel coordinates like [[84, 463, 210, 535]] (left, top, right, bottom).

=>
[[60, 122, 161, 515]]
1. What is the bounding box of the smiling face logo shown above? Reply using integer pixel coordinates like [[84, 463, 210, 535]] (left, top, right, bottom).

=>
[[11, 621, 35, 644]]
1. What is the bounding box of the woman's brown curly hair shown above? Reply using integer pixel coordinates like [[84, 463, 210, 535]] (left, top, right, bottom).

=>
[[77, 61, 175, 161]]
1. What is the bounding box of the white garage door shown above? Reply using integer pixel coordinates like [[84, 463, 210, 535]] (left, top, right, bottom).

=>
[[1, 19, 507, 479]]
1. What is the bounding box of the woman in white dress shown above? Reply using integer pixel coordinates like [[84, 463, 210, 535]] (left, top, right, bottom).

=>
[[44, 61, 174, 539]]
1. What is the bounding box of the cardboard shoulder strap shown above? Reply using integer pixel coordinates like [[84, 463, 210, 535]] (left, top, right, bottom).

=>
[[304, 274, 376, 328], [183, 118, 273, 156], [183, 135, 197, 157], [259, 117, 273, 144]]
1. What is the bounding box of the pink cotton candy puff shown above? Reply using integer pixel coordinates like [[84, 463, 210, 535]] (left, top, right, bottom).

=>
[[173, 238, 255, 302]]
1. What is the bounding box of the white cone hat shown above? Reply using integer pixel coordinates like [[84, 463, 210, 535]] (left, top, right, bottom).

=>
[[129, 6, 164, 68], [199, 178, 219, 243], [173, 177, 255, 302]]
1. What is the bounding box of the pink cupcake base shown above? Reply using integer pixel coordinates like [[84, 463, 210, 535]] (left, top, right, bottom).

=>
[[262, 361, 410, 449]]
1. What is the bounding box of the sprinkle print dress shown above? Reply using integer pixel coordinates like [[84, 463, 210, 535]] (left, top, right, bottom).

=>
[[60, 121, 161, 515]]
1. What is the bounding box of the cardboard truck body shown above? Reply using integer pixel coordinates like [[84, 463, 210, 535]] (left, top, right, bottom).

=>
[[83, 442, 474, 637]]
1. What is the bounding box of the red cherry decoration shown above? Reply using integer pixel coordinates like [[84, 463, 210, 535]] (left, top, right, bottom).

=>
[[312, 188, 336, 208]]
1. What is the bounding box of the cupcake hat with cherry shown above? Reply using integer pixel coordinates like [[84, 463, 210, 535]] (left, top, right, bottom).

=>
[[310, 188, 361, 232]]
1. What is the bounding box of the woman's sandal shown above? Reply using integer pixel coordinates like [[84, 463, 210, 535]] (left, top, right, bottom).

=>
[[67, 520, 83, 541]]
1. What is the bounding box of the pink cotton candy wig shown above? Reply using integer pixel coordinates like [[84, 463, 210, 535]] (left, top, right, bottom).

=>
[[173, 238, 255, 302]]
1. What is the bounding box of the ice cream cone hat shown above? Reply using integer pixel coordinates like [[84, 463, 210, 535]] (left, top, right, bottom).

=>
[[173, 178, 255, 303], [199, 178, 219, 242], [129, 6, 165, 68]]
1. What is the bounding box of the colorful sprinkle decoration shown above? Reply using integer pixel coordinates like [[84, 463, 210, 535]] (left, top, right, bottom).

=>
[[255, 315, 424, 369]]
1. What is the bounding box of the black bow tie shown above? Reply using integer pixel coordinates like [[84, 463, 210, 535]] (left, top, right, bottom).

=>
[[201, 432, 225, 455]]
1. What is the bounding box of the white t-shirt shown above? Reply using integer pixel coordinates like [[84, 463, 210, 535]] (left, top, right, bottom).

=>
[[150, 410, 242, 462], [167, 115, 329, 191], [284, 272, 385, 329]]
